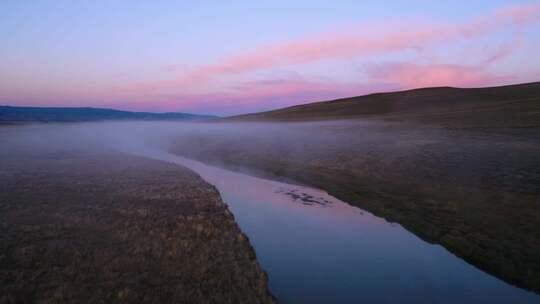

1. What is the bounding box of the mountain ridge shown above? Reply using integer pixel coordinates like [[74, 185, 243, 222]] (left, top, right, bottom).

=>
[[0, 105, 217, 123]]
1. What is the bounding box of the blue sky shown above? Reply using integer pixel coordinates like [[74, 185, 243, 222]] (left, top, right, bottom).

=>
[[1, 1, 539, 115]]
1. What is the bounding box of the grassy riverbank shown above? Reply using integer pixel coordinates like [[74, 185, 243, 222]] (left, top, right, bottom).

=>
[[0, 147, 274, 303], [170, 82, 540, 292]]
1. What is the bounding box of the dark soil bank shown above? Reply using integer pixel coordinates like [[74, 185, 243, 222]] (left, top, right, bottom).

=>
[[0, 151, 274, 303]]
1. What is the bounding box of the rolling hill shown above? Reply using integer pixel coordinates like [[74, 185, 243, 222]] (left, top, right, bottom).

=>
[[225, 82, 540, 128]]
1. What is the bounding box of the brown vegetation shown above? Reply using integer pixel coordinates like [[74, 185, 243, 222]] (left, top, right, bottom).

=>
[[0, 150, 274, 303]]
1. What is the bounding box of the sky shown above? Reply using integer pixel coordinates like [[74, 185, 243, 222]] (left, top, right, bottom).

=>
[[1, 1, 539, 116]]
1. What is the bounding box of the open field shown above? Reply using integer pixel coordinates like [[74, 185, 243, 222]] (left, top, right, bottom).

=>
[[0, 145, 273, 303]]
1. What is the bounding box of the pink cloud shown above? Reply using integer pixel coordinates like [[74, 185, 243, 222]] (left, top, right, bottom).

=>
[[168, 2, 539, 86], [112, 59, 514, 115], [105, 2, 540, 115], [113, 37, 519, 115], [365, 62, 513, 89], [120, 1, 540, 96], [483, 41, 518, 64]]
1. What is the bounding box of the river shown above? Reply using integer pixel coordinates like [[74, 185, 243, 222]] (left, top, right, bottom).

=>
[[134, 148, 540, 304]]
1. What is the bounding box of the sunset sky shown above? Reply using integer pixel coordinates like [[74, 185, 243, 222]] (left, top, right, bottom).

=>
[[1, 1, 539, 115]]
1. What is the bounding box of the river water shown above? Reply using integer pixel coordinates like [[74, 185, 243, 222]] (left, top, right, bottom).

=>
[[135, 148, 540, 304]]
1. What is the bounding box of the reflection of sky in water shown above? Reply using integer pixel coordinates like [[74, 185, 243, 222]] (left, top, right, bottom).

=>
[[138, 149, 539, 304]]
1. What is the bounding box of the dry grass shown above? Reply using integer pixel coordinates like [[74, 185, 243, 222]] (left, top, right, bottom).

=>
[[0, 150, 274, 303]]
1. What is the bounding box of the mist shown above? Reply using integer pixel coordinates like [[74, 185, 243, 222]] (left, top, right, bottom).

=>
[[0, 119, 451, 194], [1, 119, 436, 161], [2, 119, 514, 202], [1, 119, 530, 191]]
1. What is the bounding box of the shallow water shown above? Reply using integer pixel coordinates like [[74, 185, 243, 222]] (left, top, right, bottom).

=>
[[135, 148, 540, 304]]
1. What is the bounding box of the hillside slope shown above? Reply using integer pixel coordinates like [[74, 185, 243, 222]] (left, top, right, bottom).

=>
[[226, 82, 540, 128]]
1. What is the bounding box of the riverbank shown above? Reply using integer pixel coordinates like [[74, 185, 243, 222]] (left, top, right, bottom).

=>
[[0, 149, 274, 303], [170, 120, 540, 293]]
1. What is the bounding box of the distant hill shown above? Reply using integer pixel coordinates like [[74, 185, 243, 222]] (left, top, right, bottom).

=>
[[225, 82, 540, 128], [0, 106, 217, 123]]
